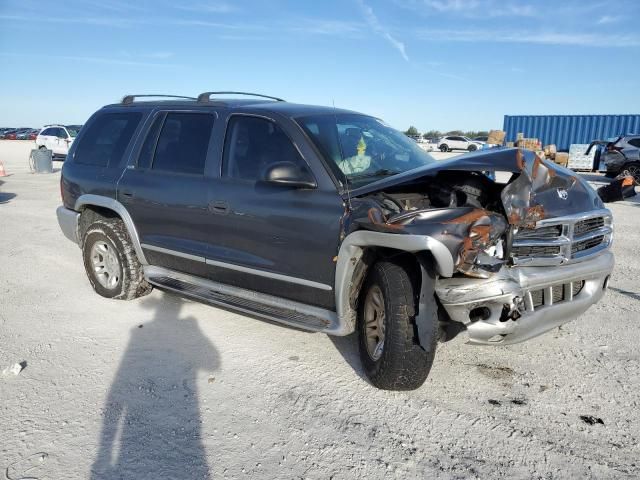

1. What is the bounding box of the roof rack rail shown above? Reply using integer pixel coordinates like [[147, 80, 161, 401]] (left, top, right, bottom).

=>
[[197, 91, 285, 103], [121, 94, 197, 105]]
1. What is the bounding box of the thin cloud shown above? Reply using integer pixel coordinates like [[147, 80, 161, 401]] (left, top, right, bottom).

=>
[[0, 52, 177, 68], [597, 15, 621, 24], [400, 0, 538, 18], [175, 2, 239, 14], [356, 0, 409, 62], [0, 14, 137, 28], [416, 28, 640, 47]]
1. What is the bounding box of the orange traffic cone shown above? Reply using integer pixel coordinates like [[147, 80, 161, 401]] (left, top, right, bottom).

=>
[[0, 160, 7, 177]]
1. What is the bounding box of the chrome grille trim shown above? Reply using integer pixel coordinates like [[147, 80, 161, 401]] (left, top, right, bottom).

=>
[[511, 209, 613, 267]]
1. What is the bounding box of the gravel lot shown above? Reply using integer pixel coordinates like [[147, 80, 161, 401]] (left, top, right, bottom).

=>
[[1, 140, 639, 479]]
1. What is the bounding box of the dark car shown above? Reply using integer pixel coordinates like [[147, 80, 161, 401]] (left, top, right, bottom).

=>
[[587, 135, 640, 182], [56, 92, 614, 390]]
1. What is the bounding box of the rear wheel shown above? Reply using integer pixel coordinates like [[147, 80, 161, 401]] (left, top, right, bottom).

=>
[[623, 162, 640, 183], [358, 259, 438, 390], [82, 218, 152, 300]]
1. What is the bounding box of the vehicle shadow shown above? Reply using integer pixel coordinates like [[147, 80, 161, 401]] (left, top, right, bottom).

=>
[[90, 294, 219, 479], [608, 286, 640, 302], [329, 334, 370, 384], [0, 179, 16, 204]]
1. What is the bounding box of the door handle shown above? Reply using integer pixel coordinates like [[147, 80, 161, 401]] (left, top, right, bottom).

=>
[[121, 190, 135, 199], [208, 200, 230, 215]]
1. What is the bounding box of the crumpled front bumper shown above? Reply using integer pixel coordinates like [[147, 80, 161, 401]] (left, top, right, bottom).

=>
[[435, 251, 614, 345]]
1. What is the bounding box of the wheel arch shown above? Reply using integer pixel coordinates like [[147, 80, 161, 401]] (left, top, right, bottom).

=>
[[334, 230, 454, 335], [75, 194, 148, 265]]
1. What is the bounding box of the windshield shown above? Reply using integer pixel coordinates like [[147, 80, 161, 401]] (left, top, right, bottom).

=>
[[296, 113, 436, 188], [66, 126, 81, 137]]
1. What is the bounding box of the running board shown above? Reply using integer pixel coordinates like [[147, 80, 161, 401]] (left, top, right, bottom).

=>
[[143, 266, 348, 335]]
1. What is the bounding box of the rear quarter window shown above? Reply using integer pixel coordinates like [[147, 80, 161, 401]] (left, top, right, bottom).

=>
[[73, 112, 143, 167], [627, 138, 640, 148]]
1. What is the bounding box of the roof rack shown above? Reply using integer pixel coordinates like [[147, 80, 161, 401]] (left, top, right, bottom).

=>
[[197, 91, 285, 103], [121, 94, 197, 105]]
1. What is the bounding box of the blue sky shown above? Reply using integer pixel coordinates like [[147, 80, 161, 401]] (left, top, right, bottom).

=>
[[1, 0, 639, 132]]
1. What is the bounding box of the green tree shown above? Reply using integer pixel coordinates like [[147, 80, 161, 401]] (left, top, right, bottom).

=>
[[423, 130, 442, 139], [405, 126, 420, 137], [446, 130, 464, 136]]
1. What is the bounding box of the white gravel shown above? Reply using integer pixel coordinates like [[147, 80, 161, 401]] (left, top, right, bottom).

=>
[[1, 140, 639, 479]]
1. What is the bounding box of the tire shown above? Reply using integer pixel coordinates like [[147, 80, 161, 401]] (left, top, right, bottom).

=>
[[623, 162, 640, 183], [604, 171, 618, 178], [38, 145, 46, 150], [440, 144, 449, 152], [82, 218, 152, 300], [357, 259, 438, 390], [468, 144, 477, 151]]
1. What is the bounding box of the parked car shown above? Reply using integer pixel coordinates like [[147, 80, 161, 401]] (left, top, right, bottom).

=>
[[438, 135, 484, 152], [15, 128, 37, 140], [35, 125, 82, 158], [586, 135, 640, 182], [2, 129, 18, 140], [56, 92, 614, 390]]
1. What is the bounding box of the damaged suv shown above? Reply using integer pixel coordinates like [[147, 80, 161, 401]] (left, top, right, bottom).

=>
[[56, 93, 614, 390]]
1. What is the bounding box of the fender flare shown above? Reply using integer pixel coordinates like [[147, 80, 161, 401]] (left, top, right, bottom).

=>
[[74, 194, 148, 265], [334, 230, 454, 334]]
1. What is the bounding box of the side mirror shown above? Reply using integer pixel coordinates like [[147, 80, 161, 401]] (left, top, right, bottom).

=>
[[263, 161, 317, 189]]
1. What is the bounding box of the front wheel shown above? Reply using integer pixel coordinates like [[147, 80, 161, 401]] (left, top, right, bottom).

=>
[[439, 144, 449, 152], [358, 259, 438, 390], [623, 162, 640, 183], [82, 218, 152, 300], [468, 144, 477, 151]]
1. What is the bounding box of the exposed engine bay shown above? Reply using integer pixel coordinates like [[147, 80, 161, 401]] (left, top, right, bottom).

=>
[[347, 148, 606, 280]]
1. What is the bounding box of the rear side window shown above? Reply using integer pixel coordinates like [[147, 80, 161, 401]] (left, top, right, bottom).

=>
[[40, 128, 52, 136], [151, 112, 214, 175], [74, 112, 142, 167], [223, 115, 306, 182], [628, 138, 640, 148]]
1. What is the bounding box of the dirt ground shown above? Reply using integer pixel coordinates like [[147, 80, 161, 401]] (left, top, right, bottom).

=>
[[1, 140, 639, 479]]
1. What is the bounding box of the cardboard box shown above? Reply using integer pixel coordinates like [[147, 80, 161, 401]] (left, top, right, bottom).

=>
[[487, 130, 505, 145], [554, 152, 569, 167], [543, 144, 557, 159]]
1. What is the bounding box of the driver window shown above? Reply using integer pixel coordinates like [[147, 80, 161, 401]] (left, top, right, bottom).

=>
[[223, 116, 307, 182]]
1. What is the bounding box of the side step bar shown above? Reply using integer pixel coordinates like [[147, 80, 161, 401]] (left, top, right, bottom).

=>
[[143, 266, 348, 335]]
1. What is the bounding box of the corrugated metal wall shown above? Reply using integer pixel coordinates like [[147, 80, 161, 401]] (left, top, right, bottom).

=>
[[502, 115, 640, 151]]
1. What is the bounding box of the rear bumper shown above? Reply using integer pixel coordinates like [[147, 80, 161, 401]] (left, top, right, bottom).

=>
[[56, 206, 80, 244], [436, 251, 614, 345]]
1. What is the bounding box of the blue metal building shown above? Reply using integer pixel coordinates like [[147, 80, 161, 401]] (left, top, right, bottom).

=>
[[503, 114, 640, 151]]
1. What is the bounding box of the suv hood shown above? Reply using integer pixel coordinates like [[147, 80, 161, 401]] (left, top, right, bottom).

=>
[[349, 147, 604, 223]]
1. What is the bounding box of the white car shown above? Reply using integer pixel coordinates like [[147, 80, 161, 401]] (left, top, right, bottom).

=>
[[437, 135, 484, 152], [35, 125, 81, 158]]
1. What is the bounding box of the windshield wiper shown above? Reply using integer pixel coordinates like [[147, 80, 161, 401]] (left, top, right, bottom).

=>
[[348, 169, 401, 180]]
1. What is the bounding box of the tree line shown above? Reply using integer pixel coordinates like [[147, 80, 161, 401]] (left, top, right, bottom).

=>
[[405, 126, 490, 139]]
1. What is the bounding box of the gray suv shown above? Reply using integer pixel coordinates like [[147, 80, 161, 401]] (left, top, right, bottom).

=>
[[600, 135, 640, 181], [56, 92, 614, 390]]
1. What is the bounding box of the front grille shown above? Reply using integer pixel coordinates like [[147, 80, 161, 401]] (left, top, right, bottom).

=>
[[512, 245, 561, 257], [574, 217, 605, 237], [571, 235, 605, 254], [511, 213, 611, 265], [516, 225, 562, 240]]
